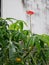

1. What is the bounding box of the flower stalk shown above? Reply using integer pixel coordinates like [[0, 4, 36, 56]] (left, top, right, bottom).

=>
[[30, 15, 32, 32], [26, 10, 35, 32]]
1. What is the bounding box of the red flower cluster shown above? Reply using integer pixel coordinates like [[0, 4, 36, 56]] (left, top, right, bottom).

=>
[[26, 10, 35, 15]]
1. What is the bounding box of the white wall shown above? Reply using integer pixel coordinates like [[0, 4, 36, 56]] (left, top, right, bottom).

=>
[[2, 0, 26, 21], [1, 0, 49, 34]]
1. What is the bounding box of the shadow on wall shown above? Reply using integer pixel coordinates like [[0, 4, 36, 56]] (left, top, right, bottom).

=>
[[0, 0, 1, 17]]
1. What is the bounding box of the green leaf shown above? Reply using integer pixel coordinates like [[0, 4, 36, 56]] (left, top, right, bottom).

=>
[[6, 18, 17, 23], [38, 34, 49, 46], [9, 20, 27, 31]]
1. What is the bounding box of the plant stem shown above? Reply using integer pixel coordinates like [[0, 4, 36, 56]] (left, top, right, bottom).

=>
[[23, 46, 34, 59], [30, 15, 32, 32]]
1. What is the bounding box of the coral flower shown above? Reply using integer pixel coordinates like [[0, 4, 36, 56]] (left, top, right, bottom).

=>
[[16, 58, 22, 62], [26, 10, 35, 15]]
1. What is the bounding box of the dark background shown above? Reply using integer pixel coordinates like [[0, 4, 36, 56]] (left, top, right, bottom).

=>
[[0, 0, 1, 17]]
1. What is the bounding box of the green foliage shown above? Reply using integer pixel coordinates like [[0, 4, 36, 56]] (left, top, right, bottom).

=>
[[0, 18, 49, 65]]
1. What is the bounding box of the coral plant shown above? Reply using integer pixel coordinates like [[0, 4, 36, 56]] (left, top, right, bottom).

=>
[[0, 18, 49, 65]]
